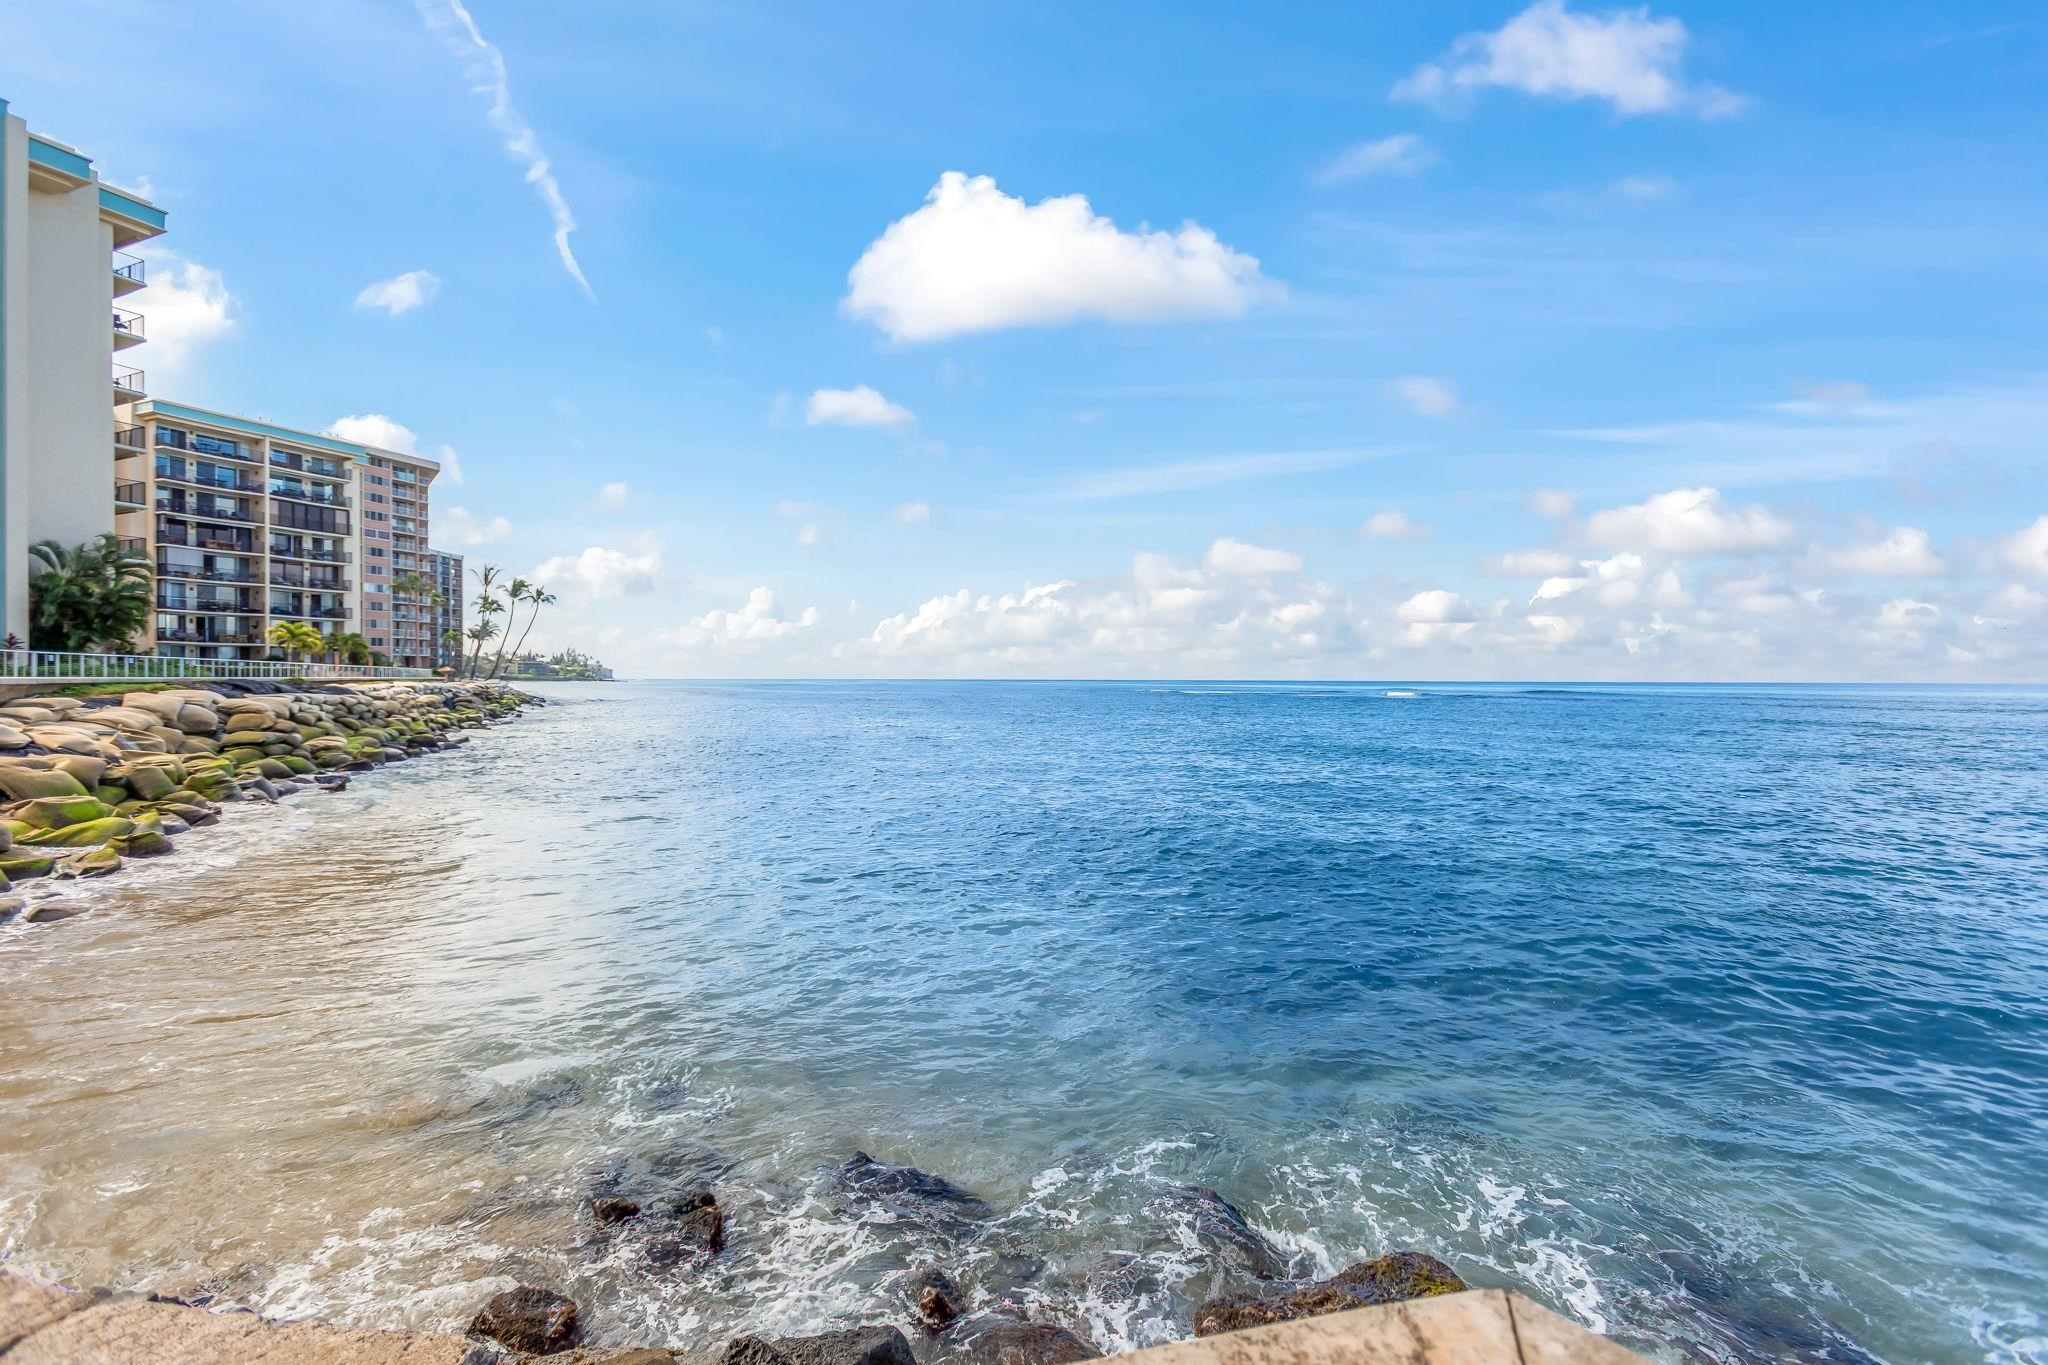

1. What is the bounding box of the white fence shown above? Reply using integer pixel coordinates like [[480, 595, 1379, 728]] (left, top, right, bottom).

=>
[[0, 650, 430, 683]]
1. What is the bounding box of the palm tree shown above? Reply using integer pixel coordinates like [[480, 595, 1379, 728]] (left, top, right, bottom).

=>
[[439, 627, 464, 675], [27, 535, 153, 653], [464, 618, 500, 677], [327, 631, 374, 666], [464, 564, 502, 679], [487, 577, 533, 681], [494, 585, 556, 678], [266, 620, 325, 663]]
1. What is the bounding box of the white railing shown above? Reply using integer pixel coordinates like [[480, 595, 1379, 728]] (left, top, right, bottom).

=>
[[0, 650, 431, 682]]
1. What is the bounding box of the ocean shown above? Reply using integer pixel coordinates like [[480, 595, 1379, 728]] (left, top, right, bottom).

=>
[[2, 681, 2043, 1363]]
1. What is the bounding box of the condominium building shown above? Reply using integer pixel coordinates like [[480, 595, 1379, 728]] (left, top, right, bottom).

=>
[[1, 98, 166, 644], [358, 450, 441, 669], [122, 401, 438, 664], [430, 548, 465, 671]]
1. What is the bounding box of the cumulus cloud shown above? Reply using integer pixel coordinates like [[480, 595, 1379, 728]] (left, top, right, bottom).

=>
[[133, 249, 236, 380], [1826, 527, 1946, 578], [891, 502, 933, 525], [1999, 515, 2048, 578], [1390, 375, 1458, 417], [1361, 510, 1431, 541], [437, 506, 512, 547], [1205, 537, 1303, 575], [354, 269, 441, 316], [843, 172, 1272, 342], [806, 385, 916, 428], [1316, 134, 1437, 184], [417, 0, 591, 294], [1585, 487, 1795, 554], [531, 539, 661, 596], [1392, 0, 1745, 119], [325, 413, 418, 454], [670, 587, 819, 645]]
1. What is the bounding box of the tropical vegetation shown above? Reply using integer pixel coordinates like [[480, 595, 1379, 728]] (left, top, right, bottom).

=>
[[265, 620, 325, 662], [26, 535, 153, 653]]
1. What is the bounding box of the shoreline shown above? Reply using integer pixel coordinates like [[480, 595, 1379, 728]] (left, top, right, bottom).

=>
[[0, 679, 535, 921]]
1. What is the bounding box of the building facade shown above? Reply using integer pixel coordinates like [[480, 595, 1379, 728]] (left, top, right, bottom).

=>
[[430, 548, 464, 671], [357, 450, 440, 669], [1, 98, 166, 643]]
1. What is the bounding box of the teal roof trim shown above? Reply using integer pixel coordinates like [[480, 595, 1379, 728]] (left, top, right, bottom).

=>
[[27, 136, 92, 180], [98, 186, 166, 231], [139, 400, 366, 457]]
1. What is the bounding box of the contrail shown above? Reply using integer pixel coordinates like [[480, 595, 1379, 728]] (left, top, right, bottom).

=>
[[419, 0, 593, 297]]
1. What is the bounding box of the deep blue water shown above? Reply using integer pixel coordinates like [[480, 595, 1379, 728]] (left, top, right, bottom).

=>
[[5, 681, 2045, 1362]]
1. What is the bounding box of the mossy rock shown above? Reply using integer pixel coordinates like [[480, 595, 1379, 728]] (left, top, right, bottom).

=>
[[119, 765, 180, 801], [222, 730, 275, 748], [0, 766, 92, 802], [180, 773, 238, 801], [57, 845, 123, 878], [253, 758, 297, 780], [221, 747, 266, 767], [0, 854, 55, 879], [17, 816, 137, 848], [115, 830, 174, 857], [95, 784, 131, 805], [12, 795, 117, 830]]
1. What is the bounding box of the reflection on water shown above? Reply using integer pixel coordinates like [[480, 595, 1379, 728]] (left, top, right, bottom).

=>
[[2, 682, 2044, 1364]]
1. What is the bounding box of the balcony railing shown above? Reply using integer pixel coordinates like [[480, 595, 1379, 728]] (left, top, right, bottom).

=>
[[114, 425, 146, 453], [114, 480, 146, 505], [270, 484, 352, 508], [158, 561, 258, 584], [113, 368, 145, 398], [157, 524, 257, 553], [156, 497, 259, 523], [112, 251, 146, 287], [154, 631, 261, 646], [270, 571, 352, 591], [0, 649, 429, 681], [118, 537, 147, 555], [157, 594, 259, 614], [112, 307, 145, 343], [269, 452, 351, 480], [268, 544, 351, 564]]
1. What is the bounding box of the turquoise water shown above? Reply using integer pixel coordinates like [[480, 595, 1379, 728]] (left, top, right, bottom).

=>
[[3, 681, 2044, 1362]]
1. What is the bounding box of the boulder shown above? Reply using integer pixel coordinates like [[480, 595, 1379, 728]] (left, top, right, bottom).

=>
[[470, 1285, 581, 1355], [123, 692, 188, 723], [49, 754, 111, 787], [13, 795, 117, 829], [0, 766, 90, 801], [173, 704, 220, 734], [834, 1151, 996, 1229], [19, 898, 82, 922], [0, 854, 55, 879], [903, 1268, 965, 1328], [56, 845, 123, 877], [934, 1317, 1095, 1365], [1191, 1252, 1467, 1338], [1165, 1185, 1293, 1281], [0, 725, 30, 749], [18, 816, 138, 848], [723, 1327, 917, 1365], [590, 1196, 641, 1227], [118, 765, 180, 801], [643, 1188, 725, 1264]]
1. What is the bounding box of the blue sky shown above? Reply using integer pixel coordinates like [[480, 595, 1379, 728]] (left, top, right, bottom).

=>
[[5, 1, 2046, 678]]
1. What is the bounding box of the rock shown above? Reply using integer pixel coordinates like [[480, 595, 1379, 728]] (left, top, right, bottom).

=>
[[1166, 1185, 1292, 1281], [17, 816, 138, 848], [936, 1316, 1096, 1365], [591, 1196, 641, 1226], [19, 899, 83, 922], [644, 1188, 725, 1264], [118, 764, 179, 801], [173, 704, 220, 734], [11, 794, 113, 829], [0, 855, 56, 880], [1191, 1251, 1466, 1338], [470, 1284, 581, 1355], [0, 766, 91, 801], [904, 1268, 965, 1328], [0, 725, 30, 749], [55, 845, 123, 877], [725, 1326, 918, 1365], [834, 1151, 996, 1228]]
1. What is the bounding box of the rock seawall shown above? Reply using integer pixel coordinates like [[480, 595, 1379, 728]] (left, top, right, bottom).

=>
[[0, 680, 532, 917]]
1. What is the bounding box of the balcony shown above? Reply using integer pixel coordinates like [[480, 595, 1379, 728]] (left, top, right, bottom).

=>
[[157, 629, 260, 646], [269, 451, 351, 481], [158, 560, 258, 585], [273, 605, 351, 622], [155, 496, 259, 524], [157, 462, 265, 495], [117, 536, 147, 555], [112, 368, 145, 403], [112, 307, 146, 350], [114, 425, 147, 456], [269, 483, 352, 509], [270, 569, 352, 591], [158, 522, 257, 553], [158, 428, 257, 462], [114, 480, 146, 510], [157, 594, 259, 615], [112, 250, 147, 297], [269, 543, 351, 565]]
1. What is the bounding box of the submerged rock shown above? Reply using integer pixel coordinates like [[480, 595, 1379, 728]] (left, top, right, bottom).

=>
[[722, 1327, 916, 1365], [643, 1187, 726, 1264], [1191, 1251, 1466, 1337], [935, 1315, 1096, 1365], [591, 1195, 642, 1227], [903, 1267, 966, 1327], [1166, 1185, 1292, 1281], [835, 1151, 996, 1228], [471, 1284, 582, 1355]]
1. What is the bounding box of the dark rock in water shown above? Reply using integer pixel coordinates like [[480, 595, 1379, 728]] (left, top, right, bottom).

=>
[[644, 1187, 725, 1264], [1082, 1254, 1159, 1312], [903, 1267, 966, 1327], [1166, 1185, 1292, 1281], [722, 1326, 916, 1365], [835, 1151, 996, 1228], [936, 1315, 1096, 1365], [20, 901, 85, 924], [470, 1284, 581, 1354], [503, 1076, 584, 1123], [1192, 1251, 1465, 1337], [591, 1196, 641, 1227], [588, 1140, 736, 1202]]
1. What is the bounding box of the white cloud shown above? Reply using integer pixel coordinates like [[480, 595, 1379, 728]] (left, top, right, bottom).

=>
[[1585, 487, 1795, 554], [671, 587, 819, 645], [1530, 488, 1578, 518], [437, 506, 512, 547], [325, 413, 418, 454], [1392, 0, 1745, 119], [1998, 515, 2048, 578], [1827, 527, 1946, 577], [436, 442, 466, 486], [1390, 375, 1458, 418], [417, 0, 591, 294], [1490, 549, 1578, 576], [1205, 537, 1303, 575], [354, 269, 441, 316], [1396, 589, 1475, 623], [805, 385, 916, 428], [1877, 597, 1940, 631], [1361, 510, 1431, 541], [1316, 133, 1437, 184], [891, 502, 933, 525], [531, 539, 662, 596], [595, 481, 630, 509], [843, 171, 1272, 342], [133, 248, 236, 380]]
